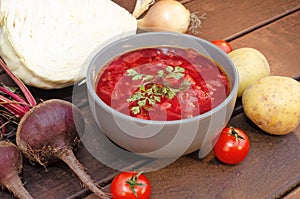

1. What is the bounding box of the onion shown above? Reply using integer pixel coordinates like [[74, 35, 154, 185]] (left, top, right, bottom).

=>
[[137, 0, 204, 33]]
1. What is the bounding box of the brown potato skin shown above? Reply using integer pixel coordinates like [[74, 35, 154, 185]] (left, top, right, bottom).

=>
[[242, 76, 300, 135], [228, 47, 270, 97]]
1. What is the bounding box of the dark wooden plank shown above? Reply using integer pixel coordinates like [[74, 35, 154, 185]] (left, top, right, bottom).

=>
[[0, 105, 114, 199], [229, 10, 300, 78], [1, 1, 300, 198], [0, 1, 140, 197], [0, 104, 151, 199], [186, 0, 300, 40], [284, 187, 300, 199], [85, 5, 300, 199], [85, 113, 300, 199], [124, 8, 300, 199], [141, 114, 300, 199]]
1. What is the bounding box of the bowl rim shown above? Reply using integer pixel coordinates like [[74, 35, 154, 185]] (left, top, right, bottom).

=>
[[86, 32, 239, 125]]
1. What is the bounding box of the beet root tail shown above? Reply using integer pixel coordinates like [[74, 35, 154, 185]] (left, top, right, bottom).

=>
[[56, 148, 110, 199], [3, 171, 33, 199]]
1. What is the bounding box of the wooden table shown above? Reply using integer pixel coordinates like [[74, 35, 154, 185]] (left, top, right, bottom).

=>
[[0, 0, 299, 198]]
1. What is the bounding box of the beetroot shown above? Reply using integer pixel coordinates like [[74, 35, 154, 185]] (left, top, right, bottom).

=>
[[16, 99, 83, 165], [16, 99, 109, 199], [0, 141, 33, 199], [1, 57, 109, 198]]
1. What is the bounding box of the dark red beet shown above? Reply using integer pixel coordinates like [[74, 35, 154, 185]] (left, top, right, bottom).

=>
[[0, 141, 33, 199], [16, 99, 109, 199]]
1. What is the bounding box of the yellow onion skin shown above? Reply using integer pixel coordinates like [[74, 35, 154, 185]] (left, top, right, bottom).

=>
[[137, 0, 191, 33]]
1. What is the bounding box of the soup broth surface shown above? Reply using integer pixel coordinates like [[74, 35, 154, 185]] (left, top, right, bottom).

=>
[[96, 47, 230, 121]]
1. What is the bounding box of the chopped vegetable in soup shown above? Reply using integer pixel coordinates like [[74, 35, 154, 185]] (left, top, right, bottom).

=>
[[96, 47, 230, 121]]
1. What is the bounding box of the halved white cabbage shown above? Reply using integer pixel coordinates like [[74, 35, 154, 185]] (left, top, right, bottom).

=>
[[0, 0, 137, 89]]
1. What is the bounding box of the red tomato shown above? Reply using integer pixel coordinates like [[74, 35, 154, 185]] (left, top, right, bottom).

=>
[[110, 171, 151, 199], [211, 40, 233, 54], [213, 127, 250, 164]]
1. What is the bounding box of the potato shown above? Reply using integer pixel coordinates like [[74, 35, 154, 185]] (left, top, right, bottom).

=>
[[242, 76, 300, 135], [228, 47, 270, 97]]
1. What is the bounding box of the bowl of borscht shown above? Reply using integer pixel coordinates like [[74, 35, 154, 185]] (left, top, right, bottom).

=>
[[86, 32, 239, 159]]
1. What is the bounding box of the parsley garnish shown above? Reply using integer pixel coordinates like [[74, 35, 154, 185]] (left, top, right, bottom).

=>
[[127, 66, 191, 115]]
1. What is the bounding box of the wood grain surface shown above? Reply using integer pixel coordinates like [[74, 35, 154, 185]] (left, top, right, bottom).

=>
[[0, 0, 299, 198]]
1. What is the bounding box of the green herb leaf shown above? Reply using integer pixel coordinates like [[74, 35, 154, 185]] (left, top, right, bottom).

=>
[[127, 69, 138, 76], [174, 66, 185, 73], [138, 99, 147, 107], [162, 87, 168, 95], [154, 96, 161, 102], [126, 65, 192, 115], [128, 92, 143, 102], [139, 85, 146, 92], [148, 98, 156, 105], [169, 72, 185, 80], [143, 75, 154, 81], [179, 79, 192, 90], [131, 106, 140, 115], [166, 88, 176, 99], [127, 69, 154, 82], [145, 87, 153, 96], [157, 70, 165, 77], [166, 66, 174, 73], [132, 74, 143, 80]]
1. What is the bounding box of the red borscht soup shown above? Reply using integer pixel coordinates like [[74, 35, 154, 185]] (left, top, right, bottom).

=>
[[95, 47, 230, 121]]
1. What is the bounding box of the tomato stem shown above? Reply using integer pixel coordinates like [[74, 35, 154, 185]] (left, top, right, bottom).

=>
[[126, 171, 147, 198], [229, 126, 245, 140]]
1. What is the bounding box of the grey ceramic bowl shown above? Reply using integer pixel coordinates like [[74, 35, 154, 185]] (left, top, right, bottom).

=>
[[86, 32, 238, 159]]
